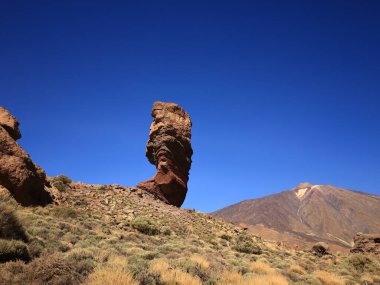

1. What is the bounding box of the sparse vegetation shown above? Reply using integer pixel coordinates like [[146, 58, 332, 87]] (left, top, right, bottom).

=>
[[314, 270, 345, 285], [0, 194, 28, 241], [84, 256, 138, 285], [150, 259, 202, 285], [250, 260, 275, 274], [51, 175, 72, 192], [0, 239, 30, 263], [233, 234, 262, 254], [0, 184, 378, 285], [131, 217, 160, 236]]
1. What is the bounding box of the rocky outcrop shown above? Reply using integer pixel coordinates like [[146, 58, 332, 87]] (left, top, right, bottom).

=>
[[137, 102, 192, 207], [351, 233, 380, 256], [0, 107, 52, 206]]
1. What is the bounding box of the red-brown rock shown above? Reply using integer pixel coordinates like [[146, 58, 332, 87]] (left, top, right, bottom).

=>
[[351, 232, 380, 256], [0, 107, 52, 206], [0, 107, 21, 140], [137, 102, 192, 207]]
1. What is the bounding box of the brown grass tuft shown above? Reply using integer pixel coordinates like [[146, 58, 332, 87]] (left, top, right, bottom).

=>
[[288, 264, 306, 275], [84, 255, 138, 285], [314, 270, 345, 285], [189, 254, 210, 270], [217, 271, 289, 285], [250, 260, 276, 275], [150, 259, 202, 285]]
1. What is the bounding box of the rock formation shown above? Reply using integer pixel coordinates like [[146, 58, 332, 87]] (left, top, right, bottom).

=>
[[351, 232, 380, 256], [137, 102, 192, 207], [312, 242, 330, 256], [0, 107, 52, 206]]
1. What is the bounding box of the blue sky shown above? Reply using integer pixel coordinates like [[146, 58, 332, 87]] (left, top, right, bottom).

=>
[[1, 1, 379, 212]]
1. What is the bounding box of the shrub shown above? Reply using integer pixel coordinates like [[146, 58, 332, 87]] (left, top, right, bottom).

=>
[[22, 253, 89, 285], [52, 175, 72, 185], [344, 254, 378, 273], [150, 259, 202, 285], [84, 256, 138, 285], [176, 255, 211, 282], [288, 264, 306, 275], [25, 238, 44, 258], [0, 198, 28, 241], [131, 217, 160, 236], [220, 234, 232, 241], [51, 175, 72, 192], [233, 234, 262, 255], [250, 260, 275, 275], [51, 207, 78, 219], [0, 239, 30, 263], [245, 273, 289, 285], [314, 271, 345, 285], [218, 271, 244, 284], [190, 254, 210, 271]]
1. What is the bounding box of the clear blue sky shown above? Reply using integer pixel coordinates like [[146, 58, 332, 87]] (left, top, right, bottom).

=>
[[1, 1, 379, 212]]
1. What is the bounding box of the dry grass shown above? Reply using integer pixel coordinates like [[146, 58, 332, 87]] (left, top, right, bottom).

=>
[[217, 271, 245, 285], [84, 255, 138, 285], [150, 259, 202, 285], [288, 264, 306, 275], [189, 254, 210, 270], [245, 274, 289, 285], [250, 260, 276, 275], [360, 273, 373, 283], [314, 270, 345, 285], [217, 271, 289, 285]]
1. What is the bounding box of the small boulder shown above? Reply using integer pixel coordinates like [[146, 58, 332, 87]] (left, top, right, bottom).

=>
[[312, 242, 330, 256]]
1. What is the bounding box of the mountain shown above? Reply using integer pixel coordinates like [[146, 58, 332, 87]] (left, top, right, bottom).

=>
[[213, 183, 380, 252]]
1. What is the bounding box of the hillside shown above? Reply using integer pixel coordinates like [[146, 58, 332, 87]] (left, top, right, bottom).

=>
[[1, 180, 380, 285], [213, 183, 380, 252]]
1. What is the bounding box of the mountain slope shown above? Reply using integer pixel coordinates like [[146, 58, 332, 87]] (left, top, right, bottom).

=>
[[1, 180, 379, 284], [213, 183, 380, 251]]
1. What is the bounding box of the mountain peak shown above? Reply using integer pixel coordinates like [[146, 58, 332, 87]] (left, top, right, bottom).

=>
[[294, 182, 313, 189], [214, 184, 380, 252]]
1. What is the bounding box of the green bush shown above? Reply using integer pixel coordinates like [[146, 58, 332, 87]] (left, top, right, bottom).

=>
[[51, 207, 78, 219], [0, 197, 28, 242], [344, 254, 379, 274], [0, 239, 30, 263], [220, 234, 232, 241], [233, 235, 262, 255], [52, 175, 72, 185], [51, 175, 72, 192], [131, 217, 160, 236]]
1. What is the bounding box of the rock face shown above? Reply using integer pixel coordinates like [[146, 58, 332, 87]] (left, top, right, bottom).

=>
[[351, 233, 380, 256], [0, 107, 52, 206], [137, 102, 192, 207]]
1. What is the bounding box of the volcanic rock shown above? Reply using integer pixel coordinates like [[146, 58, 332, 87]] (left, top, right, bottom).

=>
[[0, 107, 21, 140], [312, 242, 330, 256], [0, 107, 52, 206], [351, 232, 380, 256], [137, 102, 192, 207]]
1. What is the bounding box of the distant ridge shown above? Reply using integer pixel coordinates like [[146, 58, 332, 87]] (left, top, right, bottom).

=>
[[213, 183, 380, 251]]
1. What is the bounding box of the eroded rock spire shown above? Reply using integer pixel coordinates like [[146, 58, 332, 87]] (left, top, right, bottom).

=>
[[137, 102, 193, 207], [0, 107, 52, 205]]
